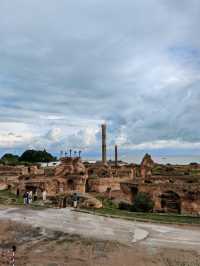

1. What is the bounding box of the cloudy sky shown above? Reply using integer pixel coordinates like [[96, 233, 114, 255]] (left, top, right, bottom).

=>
[[0, 0, 200, 159]]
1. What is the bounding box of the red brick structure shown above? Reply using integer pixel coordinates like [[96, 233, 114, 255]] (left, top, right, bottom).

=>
[[120, 154, 200, 215]]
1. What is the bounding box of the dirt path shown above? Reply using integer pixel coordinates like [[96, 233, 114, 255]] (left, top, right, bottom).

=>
[[0, 207, 200, 265], [0, 207, 200, 250]]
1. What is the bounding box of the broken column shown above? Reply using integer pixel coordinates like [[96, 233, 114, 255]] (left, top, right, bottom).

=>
[[115, 145, 118, 167], [101, 124, 107, 164]]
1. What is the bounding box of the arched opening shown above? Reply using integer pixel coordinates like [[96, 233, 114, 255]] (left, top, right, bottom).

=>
[[67, 179, 74, 191], [98, 169, 109, 178], [161, 191, 181, 214], [88, 169, 94, 175], [25, 185, 37, 193]]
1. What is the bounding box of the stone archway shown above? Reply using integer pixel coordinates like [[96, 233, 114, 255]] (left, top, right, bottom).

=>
[[161, 191, 181, 214]]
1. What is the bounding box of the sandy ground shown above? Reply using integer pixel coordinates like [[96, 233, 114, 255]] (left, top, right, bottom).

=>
[[0, 207, 200, 265]]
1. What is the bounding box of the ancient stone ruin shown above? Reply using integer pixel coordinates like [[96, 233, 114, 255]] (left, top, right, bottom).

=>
[[0, 124, 199, 215], [120, 154, 200, 215]]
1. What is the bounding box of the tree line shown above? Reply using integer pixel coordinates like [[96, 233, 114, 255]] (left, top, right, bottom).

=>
[[0, 149, 57, 165]]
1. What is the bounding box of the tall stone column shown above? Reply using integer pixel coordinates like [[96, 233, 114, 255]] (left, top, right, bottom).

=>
[[115, 145, 118, 167], [101, 124, 107, 164]]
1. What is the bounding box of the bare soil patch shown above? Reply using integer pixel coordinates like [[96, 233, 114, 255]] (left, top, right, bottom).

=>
[[0, 220, 199, 266]]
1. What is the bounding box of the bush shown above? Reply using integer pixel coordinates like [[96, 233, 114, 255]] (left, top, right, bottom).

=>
[[132, 192, 154, 212], [1, 153, 19, 165], [118, 201, 132, 211]]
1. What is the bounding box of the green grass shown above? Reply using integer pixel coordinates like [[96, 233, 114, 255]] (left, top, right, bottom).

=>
[[82, 196, 200, 225], [94, 208, 200, 224], [0, 189, 24, 205], [1, 189, 199, 225], [189, 170, 200, 176], [0, 189, 48, 209]]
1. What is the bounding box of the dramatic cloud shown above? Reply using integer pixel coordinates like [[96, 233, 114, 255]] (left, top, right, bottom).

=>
[[0, 0, 200, 157]]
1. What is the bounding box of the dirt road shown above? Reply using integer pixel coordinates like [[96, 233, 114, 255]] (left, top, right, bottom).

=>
[[0, 207, 200, 250]]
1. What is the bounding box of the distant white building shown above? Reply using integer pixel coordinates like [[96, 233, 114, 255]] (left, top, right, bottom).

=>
[[40, 161, 61, 167]]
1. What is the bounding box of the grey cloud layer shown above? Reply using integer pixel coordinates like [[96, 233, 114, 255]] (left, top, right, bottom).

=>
[[0, 0, 200, 152]]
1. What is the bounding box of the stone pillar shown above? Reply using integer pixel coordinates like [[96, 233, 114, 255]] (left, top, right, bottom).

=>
[[115, 145, 118, 167], [101, 124, 107, 164]]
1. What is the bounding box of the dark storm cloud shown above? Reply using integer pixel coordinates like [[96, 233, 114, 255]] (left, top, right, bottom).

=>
[[0, 0, 200, 152]]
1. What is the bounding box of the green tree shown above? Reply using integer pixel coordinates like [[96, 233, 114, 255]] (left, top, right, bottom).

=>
[[19, 149, 56, 163], [132, 192, 154, 212], [1, 153, 19, 165]]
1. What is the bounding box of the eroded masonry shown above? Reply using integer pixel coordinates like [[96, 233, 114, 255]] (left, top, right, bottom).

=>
[[0, 124, 200, 215]]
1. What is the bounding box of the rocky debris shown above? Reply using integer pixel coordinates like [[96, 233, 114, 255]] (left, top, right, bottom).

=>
[[49, 192, 103, 209], [79, 197, 103, 209]]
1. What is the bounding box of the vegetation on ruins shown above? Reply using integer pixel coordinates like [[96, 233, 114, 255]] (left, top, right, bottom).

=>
[[89, 194, 200, 225], [132, 192, 154, 212], [82, 203, 200, 225], [118, 192, 154, 212], [118, 201, 133, 211], [0, 149, 56, 165], [86, 197, 200, 225]]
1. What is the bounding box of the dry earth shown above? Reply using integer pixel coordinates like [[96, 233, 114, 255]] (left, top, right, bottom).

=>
[[0, 207, 200, 266]]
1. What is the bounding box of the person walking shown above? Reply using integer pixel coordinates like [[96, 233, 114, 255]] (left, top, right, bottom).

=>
[[29, 191, 33, 204], [42, 190, 47, 201], [72, 193, 78, 208], [23, 192, 27, 205], [26, 191, 29, 205]]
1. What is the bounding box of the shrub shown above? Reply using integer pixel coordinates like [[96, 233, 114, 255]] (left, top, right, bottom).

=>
[[1, 153, 19, 165], [132, 192, 154, 212], [118, 201, 132, 211]]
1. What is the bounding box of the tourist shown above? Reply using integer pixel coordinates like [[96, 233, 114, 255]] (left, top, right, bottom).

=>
[[42, 190, 47, 201], [72, 193, 78, 208], [26, 191, 29, 204], [23, 191, 29, 205], [23, 192, 27, 205], [29, 191, 33, 204], [16, 188, 19, 198]]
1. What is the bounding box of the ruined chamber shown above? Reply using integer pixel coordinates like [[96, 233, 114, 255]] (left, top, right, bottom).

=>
[[120, 154, 200, 215]]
